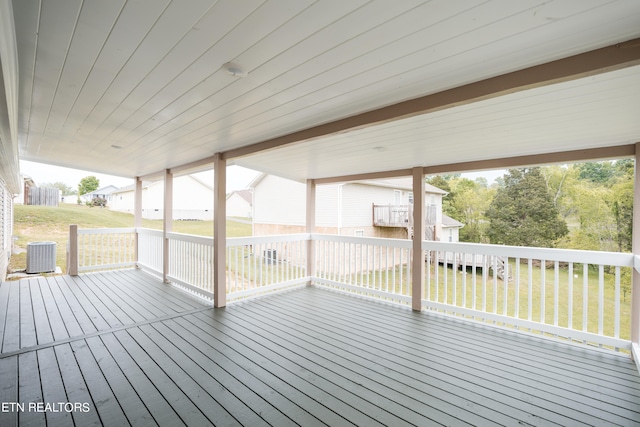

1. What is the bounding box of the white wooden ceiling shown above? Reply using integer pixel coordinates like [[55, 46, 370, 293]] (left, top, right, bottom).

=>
[[10, 0, 640, 181]]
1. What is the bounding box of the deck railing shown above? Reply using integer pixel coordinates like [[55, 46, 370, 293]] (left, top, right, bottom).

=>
[[137, 228, 163, 274], [68, 226, 636, 351], [75, 227, 137, 272], [421, 241, 634, 350], [313, 234, 413, 305], [226, 234, 308, 301]]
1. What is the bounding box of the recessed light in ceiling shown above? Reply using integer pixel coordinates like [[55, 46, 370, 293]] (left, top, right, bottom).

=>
[[222, 61, 248, 77]]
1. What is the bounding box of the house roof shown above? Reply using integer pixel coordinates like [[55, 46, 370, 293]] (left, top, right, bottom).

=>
[[83, 185, 119, 197], [1, 2, 640, 189], [442, 214, 464, 229], [227, 189, 252, 204], [250, 173, 447, 194]]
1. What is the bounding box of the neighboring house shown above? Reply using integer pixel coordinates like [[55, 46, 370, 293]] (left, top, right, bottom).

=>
[[110, 175, 214, 220], [79, 185, 119, 205], [14, 174, 36, 205], [15, 174, 60, 206], [226, 189, 252, 218], [250, 174, 463, 241]]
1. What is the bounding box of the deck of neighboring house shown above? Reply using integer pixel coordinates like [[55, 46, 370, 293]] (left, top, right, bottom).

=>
[[0, 269, 639, 426]]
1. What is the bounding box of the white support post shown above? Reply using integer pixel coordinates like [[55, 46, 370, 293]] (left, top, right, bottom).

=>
[[163, 170, 173, 283], [213, 154, 226, 308], [412, 167, 425, 311], [306, 179, 316, 283], [68, 224, 78, 276], [631, 143, 640, 364], [134, 177, 142, 265]]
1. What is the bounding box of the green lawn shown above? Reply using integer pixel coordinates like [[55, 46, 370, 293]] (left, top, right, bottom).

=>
[[11, 204, 251, 274]]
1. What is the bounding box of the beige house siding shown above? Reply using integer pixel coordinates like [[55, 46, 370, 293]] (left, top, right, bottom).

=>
[[252, 174, 453, 242]]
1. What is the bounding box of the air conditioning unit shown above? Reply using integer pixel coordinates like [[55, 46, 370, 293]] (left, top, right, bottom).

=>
[[26, 241, 57, 273]]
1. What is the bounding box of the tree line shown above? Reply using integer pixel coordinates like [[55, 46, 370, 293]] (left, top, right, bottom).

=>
[[426, 159, 634, 253]]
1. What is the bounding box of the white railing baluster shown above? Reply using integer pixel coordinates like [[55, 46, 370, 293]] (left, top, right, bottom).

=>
[[599, 265, 605, 336], [554, 261, 560, 326], [568, 263, 573, 330]]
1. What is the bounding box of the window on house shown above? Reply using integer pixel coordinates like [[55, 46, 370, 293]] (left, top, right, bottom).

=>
[[355, 230, 364, 237]]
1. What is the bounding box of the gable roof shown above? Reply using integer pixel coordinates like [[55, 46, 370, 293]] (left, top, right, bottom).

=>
[[227, 189, 252, 204], [442, 214, 464, 229]]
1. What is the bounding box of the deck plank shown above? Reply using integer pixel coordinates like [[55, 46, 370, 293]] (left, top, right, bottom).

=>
[[54, 344, 102, 427], [18, 351, 45, 426], [299, 288, 640, 397], [72, 274, 139, 325], [130, 324, 265, 426], [83, 336, 157, 426], [0, 355, 18, 426], [276, 287, 640, 424], [53, 276, 100, 335], [187, 311, 389, 427], [1, 271, 639, 426], [99, 333, 184, 427], [2, 282, 21, 352], [0, 280, 12, 348], [161, 318, 328, 427], [35, 277, 70, 342], [28, 278, 54, 346], [173, 314, 353, 426], [219, 300, 511, 426], [84, 272, 166, 320], [111, 329, 213, 426], [62, 275, 120, 329], [141, 321, 293, 427], [19, 280, 37, 348], [115, 270, 207, 311], [70, 340, 131, 426], [36, 347, 74, 427], [42, 276, 83, 338]]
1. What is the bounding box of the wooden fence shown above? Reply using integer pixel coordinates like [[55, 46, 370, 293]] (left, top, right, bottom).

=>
[[26, 187, 60, 206]]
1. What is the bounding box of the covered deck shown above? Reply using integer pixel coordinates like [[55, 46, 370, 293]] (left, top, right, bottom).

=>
[[1, 269, 639, 426]]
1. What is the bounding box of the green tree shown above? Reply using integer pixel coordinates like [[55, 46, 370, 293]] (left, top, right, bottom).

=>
[[576, 161, 616, 184], [78, 176, 100, 196], [42, 181, 75, 196], [486, 168, 568, 247], [447, 177, 494, 243]]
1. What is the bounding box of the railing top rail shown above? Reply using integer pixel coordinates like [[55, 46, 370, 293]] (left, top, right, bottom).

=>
[[311, 233, 413, 248], [228, 233, 311, 246], [77, 227, 136, 235], [425, 240, 634, 267], [136, 227, 163, 236], [167, 231, 213, 246]]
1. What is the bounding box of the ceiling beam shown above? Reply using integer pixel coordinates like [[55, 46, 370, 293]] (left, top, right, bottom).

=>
[[311, 144, 637, 185], [422, 144, 637, 176], [222, 38, 640, 162]]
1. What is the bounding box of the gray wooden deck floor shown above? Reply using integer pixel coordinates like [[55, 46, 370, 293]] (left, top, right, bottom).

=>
[[1, 269, 639, 426]]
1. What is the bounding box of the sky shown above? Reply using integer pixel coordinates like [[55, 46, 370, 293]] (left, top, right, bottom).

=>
[[20, 160, 260, 193], [19, 159, 504, 193]]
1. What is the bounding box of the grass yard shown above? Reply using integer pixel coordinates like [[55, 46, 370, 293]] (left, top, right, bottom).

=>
[[10, 204, 252, 274]]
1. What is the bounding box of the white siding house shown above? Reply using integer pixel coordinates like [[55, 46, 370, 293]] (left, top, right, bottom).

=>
[[251, 174, 462, 240], [110, 175, 214, 220], [79, 185, 119, 205], [226, 190, 252, 218]]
